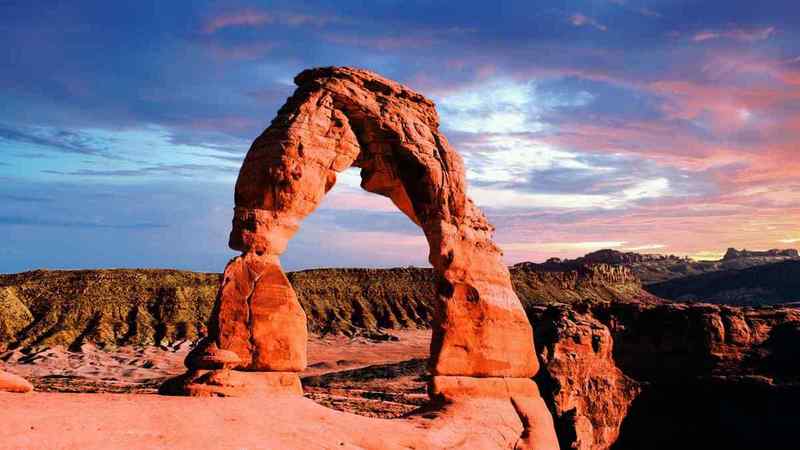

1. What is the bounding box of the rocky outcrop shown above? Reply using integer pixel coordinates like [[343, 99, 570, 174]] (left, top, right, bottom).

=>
[[579, 249, 676, 266], [583, 301, 800, 450], [529, 306, 640, 450], [523, 300, 800, 450], [0, 369, 33, 393], [587, 301, 800, 382]]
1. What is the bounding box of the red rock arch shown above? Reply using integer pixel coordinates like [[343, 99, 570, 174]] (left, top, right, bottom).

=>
[[218, 66, 537, 379], [165, 68, 553, 412], [162, 67, 558, 447]]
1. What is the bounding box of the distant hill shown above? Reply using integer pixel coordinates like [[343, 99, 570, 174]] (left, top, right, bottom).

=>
[[0, 260, 652, 350], [646, 260, 800, 305], [573, 248, 800, 285]]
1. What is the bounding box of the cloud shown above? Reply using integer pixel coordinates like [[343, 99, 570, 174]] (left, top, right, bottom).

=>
[[502, 240, 626, 252], [43, 163, 238, 178], [0, 215, 166, 229], [0, 124, 115, 158], [691, 26, 775, 43], [0, 194, 53, 203], [569, 13, 607, 32], [623, 244, 666, 251], [689, 250, 726, 261], [203, 10, 272, 34], [778, 238, 800, 244], [203, 9, 341, 34]]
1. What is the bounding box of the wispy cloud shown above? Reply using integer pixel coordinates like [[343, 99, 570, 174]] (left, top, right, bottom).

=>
[[503, 240, 626, 252], [691, 26, 775, 43], [623, 244, 666, 251], [0, 124, 115, 158], [43, 163, 237, 178], [569, 13, 607, 31], [203, 10, 272, 34], [203, 9, 341, 34], [0, 215, 166, 229]]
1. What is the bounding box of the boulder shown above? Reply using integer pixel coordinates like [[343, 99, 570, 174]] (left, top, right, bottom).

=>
[[0, 369, 33, 393]]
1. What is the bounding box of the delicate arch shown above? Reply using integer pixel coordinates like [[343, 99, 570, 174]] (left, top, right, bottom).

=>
[[209, 67, 538, 378]]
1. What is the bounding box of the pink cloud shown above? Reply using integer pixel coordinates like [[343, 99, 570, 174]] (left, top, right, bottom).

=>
[[691, 26, 775, 43]]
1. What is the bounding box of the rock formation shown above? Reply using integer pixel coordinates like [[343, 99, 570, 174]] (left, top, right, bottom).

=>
[[529, 305, 639, 450], [0, 369, 33, 393], [161, 66, 558, 446], [586, 301, 800, 450]]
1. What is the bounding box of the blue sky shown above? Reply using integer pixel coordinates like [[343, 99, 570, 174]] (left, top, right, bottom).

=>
[[1, 0, 799, 272]]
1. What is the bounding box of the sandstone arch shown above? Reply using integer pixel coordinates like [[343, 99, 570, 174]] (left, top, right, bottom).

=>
[[162, 67, 557, 447]]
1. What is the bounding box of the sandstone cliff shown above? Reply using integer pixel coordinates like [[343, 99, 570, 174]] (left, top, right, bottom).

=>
[[585, 301, 800, 450]]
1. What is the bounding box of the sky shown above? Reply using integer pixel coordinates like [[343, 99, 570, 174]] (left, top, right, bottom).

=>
[[1, 0, 799, 273]]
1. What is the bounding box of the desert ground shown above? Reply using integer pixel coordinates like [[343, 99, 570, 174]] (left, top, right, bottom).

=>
[[2, 330, 553, 449], [2, 330, 432, 417]]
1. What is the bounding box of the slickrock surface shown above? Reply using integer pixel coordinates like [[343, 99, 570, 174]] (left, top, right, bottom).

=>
[[0, 393, 540, 450]]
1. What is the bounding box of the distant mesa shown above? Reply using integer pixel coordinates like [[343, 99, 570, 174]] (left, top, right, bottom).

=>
[[723, 247, 799, 260]]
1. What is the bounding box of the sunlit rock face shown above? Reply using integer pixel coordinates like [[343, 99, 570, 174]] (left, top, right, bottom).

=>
[[222, 66, 538, 378], [162, 66, 557, 448]]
